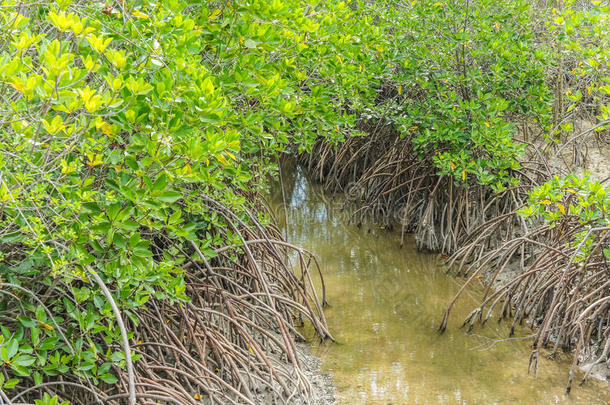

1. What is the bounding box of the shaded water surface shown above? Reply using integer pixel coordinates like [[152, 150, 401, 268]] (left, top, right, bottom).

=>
[[273, 167, 608, 404]]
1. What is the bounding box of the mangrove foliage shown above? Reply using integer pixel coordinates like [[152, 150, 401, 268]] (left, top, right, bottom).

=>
[[0, 0, 608, 403]]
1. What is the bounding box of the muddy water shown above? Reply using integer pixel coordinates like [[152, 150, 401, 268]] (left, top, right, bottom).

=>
[[273, 167, 608, 404]]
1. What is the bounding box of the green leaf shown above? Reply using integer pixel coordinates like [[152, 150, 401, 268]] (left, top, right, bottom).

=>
[[14, 354, 35, 366], [4, 378, 19, 389], [152, 174, 168, 191], [10, 363, 30, 376], [157, 191, 182, 203], [244, 39, 257, 49], [34, 371, 43, 386], [6, 339, 18, 358], [119, 220, 139, 231], [35, 305, 46, 322], [100, 373, 118, 384]]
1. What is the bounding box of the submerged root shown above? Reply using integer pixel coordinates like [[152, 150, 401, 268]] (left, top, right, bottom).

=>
[[445, 209, 609, 392]]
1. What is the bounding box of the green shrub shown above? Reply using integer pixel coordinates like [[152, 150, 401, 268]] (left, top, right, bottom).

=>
[[1, 0, 606, 399], [0, 0, 403, 396], [520, 174, 609, 262], [361, 0, 553, 190]]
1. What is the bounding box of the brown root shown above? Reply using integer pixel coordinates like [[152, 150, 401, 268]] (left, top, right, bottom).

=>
[[3, 197, 331, 404]]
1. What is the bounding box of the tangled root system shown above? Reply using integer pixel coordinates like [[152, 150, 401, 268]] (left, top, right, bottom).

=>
[[301, 120, 546, 255], [301, 117, 607, 392], [3, 198, 331, 405], [443, 206, 609, 393]]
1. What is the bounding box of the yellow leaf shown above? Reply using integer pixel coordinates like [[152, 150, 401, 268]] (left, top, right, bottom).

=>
[[556, 203, 566, 215], [450, 163, 455, 170], [249, 347, 254, 354], [194, 393, 200, 400], [433, 2, 443, 6], [483, 121, 490, 127], [100, 122, 113, 137], [565, 188, 576, 194], [132, 10, 149, 19], [397, 85, 402, 95], [60, 159, 75, 174], [209, 9, 222, 20], [87, 153, 103, 167], [216, 153, 229, 166], [40, 321, 54, 331], [225, 151, 236, 161], [461, 171, 466, 181], [408, 125, 418, 131], [540, 199, 551, 205], [10, 80, 24, 92]]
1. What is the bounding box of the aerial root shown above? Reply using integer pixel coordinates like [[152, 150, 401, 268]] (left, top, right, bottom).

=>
[[4, 197, 331, 404]]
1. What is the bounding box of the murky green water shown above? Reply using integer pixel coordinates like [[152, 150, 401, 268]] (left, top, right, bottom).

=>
[[273, 167, 609, 404]]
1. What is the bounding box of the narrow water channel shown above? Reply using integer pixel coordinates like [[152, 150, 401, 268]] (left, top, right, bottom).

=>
[[273, 166, 608, 404]]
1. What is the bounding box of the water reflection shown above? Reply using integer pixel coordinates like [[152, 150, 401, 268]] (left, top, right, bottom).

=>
[[272, 166, 608, 404]]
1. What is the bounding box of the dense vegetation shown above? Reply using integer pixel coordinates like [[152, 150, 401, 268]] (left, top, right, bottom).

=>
[[303, 0, 609, 394], [0, 0, 607, 403]]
